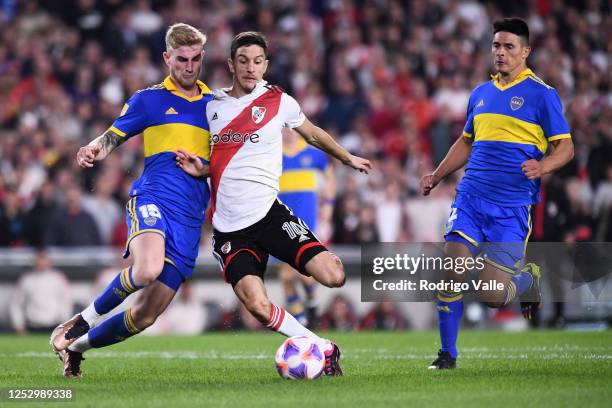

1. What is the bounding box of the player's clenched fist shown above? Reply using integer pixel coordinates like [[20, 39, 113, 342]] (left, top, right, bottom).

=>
[[420, 174, 440, 196], [76, 145, 101, 168], [521, 159, 542, 180]]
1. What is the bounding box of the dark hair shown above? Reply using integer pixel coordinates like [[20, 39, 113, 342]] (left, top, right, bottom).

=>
[[230, 31, 268, 59], [493, 18, 530, 45]]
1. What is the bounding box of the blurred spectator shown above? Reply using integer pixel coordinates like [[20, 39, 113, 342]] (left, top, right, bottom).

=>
[[44, 184, 102, 246], [360, 301, 408, 330], [161, 283, 208, 335], [82, 171, 122, 245], [9, 249, 73, 334], [24, 182, 59, 247], [319, 294, 358, 331], [0, 186, 27, 246]]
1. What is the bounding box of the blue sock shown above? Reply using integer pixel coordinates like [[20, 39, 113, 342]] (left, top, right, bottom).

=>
[[437, 293, 464, 359], [93, 267, 143, 315], [88, 309, 140, 348], [504, 271, 534, 304], [512, 271, 533, 296]]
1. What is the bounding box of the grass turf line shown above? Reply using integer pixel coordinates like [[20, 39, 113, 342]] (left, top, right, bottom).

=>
[[0, 330, 610, 408]]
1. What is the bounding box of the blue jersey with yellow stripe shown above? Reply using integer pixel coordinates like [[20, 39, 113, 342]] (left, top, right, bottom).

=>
[[459, 68, 571, 206], [111, 76, 213, 226], [278, 140, 328, 230]]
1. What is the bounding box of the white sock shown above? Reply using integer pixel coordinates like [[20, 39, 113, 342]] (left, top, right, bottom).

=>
[[81, 303, 101, 326], [68, 334, 93, 353], [266, 304, 331, 352]]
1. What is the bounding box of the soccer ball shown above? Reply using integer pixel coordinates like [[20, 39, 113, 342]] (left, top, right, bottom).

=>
[[275, 336, 325, 380]]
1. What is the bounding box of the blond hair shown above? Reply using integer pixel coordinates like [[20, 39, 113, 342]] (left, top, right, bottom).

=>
[[165, 23, 207, 51]]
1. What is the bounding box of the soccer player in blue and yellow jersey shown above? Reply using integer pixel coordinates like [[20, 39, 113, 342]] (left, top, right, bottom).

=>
[[420, 18, 574, 369], [278, 128, 336, 328], [50, 23, 214, 378]]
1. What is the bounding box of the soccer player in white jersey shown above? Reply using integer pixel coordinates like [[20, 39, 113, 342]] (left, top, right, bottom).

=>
[[176, 31, 371, 375]]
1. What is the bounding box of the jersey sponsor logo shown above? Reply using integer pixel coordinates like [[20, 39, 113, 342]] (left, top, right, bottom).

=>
[[221, 241, 231, 254], [476, 99, 484, 108], [252, 106, 266, 124], [211, 129, 260, 145], [165, 107, 178, 115], [211, 112, 218, 120], [510, 96, 524, 111]]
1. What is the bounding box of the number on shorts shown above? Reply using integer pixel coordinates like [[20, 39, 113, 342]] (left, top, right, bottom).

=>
[[282, 221, 309, 239], [139, 204, 161, 219]]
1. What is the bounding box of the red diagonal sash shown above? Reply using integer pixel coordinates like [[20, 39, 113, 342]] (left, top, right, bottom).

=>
[[209, 90, 282, 219]]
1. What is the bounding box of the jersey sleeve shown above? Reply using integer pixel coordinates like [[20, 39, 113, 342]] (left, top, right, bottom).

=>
[[282, 93, 306, 129], [538, 89, 571, 141], [462, 92, 475, 138], [109, 91, 148, 139]]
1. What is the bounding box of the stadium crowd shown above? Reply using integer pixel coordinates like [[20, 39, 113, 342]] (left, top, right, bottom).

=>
[[0, 0, 609, 332], [0, 0, 610, 249]]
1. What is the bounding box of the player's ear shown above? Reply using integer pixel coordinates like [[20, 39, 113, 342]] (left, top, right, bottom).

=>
[[522, 45, 531, 61], [163, 51, 170, 67], [262, 59, 269, 75], [227, 57, 235, 74]]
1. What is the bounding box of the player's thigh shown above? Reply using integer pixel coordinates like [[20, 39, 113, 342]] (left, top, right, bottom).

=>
[[212, 231, 268, 287], [443, 241, 473, 282], [128, 232, 166, 281], [131, 280, 177, 327]]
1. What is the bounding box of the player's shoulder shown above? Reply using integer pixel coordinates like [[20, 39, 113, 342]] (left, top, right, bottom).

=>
[[126, 82, 166, 104], [525, 72, 555, 91]]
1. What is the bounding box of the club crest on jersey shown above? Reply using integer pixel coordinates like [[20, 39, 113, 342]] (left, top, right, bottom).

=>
[[252, 106, 266, 124], [510, 96, 524, 111], [221, 241, 231, 254]]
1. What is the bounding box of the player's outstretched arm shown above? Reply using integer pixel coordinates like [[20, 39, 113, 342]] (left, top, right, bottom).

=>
[[521, 138, 574, 180], [76, 128, 125, 168], [420, 135, 472, 196], [175, 149, 210, 178], [294, 118, 372, 174]]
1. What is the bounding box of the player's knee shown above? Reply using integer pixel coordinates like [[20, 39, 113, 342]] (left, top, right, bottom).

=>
[[244, 297, 272, 323], [131, 260, 164, 286], [320, 265, 345, 288]]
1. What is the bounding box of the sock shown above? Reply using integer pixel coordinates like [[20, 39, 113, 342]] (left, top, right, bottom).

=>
[[81, 308, 141, 350], [91, 267, 143, 318], [265, 304, 329, 351], [437, 291, 464, 359], [303, 283, 317, 308], [503, 272, 534, 305], [286, 293, 306, 325]]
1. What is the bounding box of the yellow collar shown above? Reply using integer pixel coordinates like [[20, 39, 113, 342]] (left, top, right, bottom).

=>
[[491, 68, 533, 91], [163, 76, 212, 101], [283, 138, 308, 156]]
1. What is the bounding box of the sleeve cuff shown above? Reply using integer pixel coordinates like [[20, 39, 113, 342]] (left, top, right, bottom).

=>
[[547, 133, 571, 142], [462, 131, 473, 138], [109, 126, 126, 137]]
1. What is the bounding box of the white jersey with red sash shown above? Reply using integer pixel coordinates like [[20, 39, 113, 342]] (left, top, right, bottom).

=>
[[208, 81, 306, 232]]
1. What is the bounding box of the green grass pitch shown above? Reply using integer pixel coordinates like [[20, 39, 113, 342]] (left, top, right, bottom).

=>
[[0, 330, 610, 407]]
